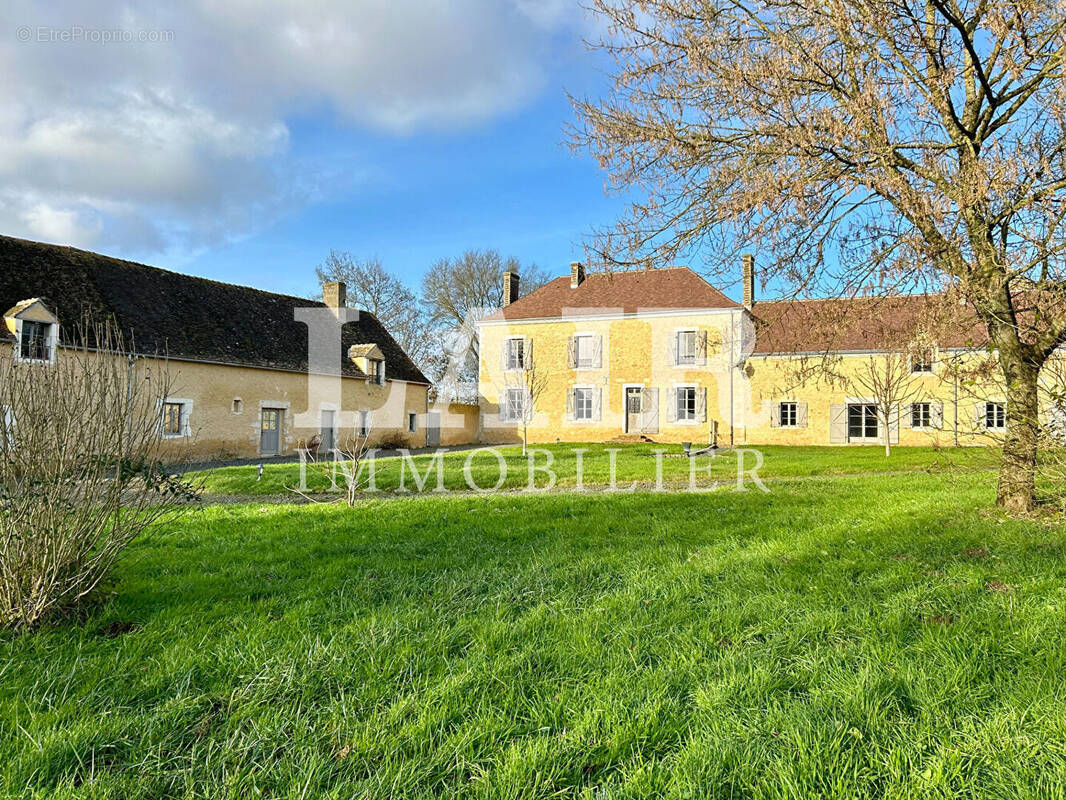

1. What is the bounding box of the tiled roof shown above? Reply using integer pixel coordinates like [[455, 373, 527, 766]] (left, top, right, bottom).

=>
[[485, 266, 741, 321], [750, 295, 988, 354], [0, 235, 429, 384]]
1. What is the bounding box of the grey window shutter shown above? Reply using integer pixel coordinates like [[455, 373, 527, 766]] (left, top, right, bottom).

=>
[[567, 337, 576, 369], [642, 388, 659, 434], [888, 404, 899, 444], [932, 402, 943, 429], [696, 331, 708, 365], [666, 388, 677, 423], [566, 388, 574, 421], [829, 404, 847, 443], [770, 403, 780, 427], [593, 336, 603, 368], [698, 387, 707, 422], [797, 402, 808, 428], [593, 388, 602, 421]]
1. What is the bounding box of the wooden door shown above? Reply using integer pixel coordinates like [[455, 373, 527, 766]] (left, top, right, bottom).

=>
[[260, 408, 282, 455]]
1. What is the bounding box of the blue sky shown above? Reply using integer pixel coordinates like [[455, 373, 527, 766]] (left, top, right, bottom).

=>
[[1, 1, 637, 299]]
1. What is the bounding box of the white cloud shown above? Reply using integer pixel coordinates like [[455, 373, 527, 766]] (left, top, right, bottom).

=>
[[0, 0, 587, 256]]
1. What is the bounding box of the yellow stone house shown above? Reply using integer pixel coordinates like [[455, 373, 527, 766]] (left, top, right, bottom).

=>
[[479, 258, 1023, 447], [0, 235, 475, 460]]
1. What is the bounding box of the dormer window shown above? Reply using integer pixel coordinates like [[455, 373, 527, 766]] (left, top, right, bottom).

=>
[[370, 358, 385, 385], [6, 300, 59, 365]]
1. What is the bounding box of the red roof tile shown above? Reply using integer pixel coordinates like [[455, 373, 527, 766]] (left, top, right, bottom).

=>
[[486, 267, 740, 320]]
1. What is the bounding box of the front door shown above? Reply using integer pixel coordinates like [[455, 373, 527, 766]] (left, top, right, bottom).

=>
[[260, 408, 282, 455], [625, 387, 643, 433], [320, 410, 335, 453], [847, 403, 879, 443], [426, 411, 441, 447]]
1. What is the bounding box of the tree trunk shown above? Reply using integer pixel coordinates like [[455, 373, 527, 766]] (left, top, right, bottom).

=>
[[997, 360, 1039, 512]]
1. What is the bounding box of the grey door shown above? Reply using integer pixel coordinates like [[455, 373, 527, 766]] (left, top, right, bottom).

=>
[[320, 410, 335, 453], [625, 387, 642, 433], [426, 411, 441, 447], [260, 408, 282, 455]]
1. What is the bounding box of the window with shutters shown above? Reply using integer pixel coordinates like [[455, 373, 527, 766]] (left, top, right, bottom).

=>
[[847, 403, 879, 440], [573, 387, 594, 421], [574, 335, 597, 369], [505, 338, 526, 371], [779, 402, 798, 427], [675, 330, 697, 365], [676, 386, 698, 421], [911, 402, 932, 428], [985, 401, 1006, 430]]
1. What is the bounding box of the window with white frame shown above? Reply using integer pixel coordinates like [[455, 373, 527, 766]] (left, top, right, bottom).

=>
[[18, 320, 54, 362], [911, 349, 934, 373], [911, 402, 932, 428], [573, 387, 594, 421], [505, 338, 526, 371], [408, 412, 417, 433], [676, 386, 698, 421], [161, 401, 188, 437], [504, 387, 525, 421], [779, 401, 798, 427], [369, 358, 385, 385], [574, 335, 598, 369], [985, 401, 1006, 430], [675, 330, 697, 366]]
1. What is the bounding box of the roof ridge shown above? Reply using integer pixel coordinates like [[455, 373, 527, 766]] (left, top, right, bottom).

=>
[[0, 234, 326, 309]]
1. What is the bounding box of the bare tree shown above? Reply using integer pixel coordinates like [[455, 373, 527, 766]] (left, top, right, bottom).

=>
[[573, 0, 1066, 511], [315, 251, 433, 370], [291, 426, 377, 507], [0, 319, 199, 628], [498, 341, 549, 456]]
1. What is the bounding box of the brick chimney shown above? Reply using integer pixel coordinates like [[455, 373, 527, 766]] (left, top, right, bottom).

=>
[[503, 271, 520, 307], [742, 254, 755, 309], [570, 261, 586, 289], [323, 281, 347, 311]]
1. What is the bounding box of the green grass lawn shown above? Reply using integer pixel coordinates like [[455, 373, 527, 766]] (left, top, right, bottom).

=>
[[190, 443, 1001, 496], [4, 467, 1066, 798]]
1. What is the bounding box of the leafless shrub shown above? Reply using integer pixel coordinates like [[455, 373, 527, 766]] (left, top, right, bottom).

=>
[[0, 318, 200, 629], [291, 427, 377, 507]]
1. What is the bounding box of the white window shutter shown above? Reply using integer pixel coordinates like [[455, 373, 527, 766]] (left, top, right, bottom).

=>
[[698, 387, 707, 422], [567, 337, 576, 369], [770, 403, 780, 428], [666, 388, 677, 423], [594, 336, 603, 368], [593, 388, 602, 421], [829, 404, 847, 443], [975, 401, 985, 428], [669, 333, 677, 366], [797, 402, 808, 428], [525, 338, 533, 371], [566, 388, 574, 421], [696, 330, 708, 365], [501, 341, 509, 372], [932, 402, 943, 429], [642, 388, 659, 434]]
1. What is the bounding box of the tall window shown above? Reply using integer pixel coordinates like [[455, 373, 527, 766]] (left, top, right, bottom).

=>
[[370, 359, 385, 385], [779, 402, 798, 427], [506, 338, 526, 370], [573, 387, 593, 421], [911, 402, 932, 428], [162, 402, 184, 437], [505, 387, 525, 421], [19, 321, 51, 362], [408, 412, 418, 433], [574, 335, 597, 369], [359, 410, 371, 437], [676, 386, 697, 421], [676, 330, 697, 365], [985, 402, 1006, 430], [911, 349, 934, 373]]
